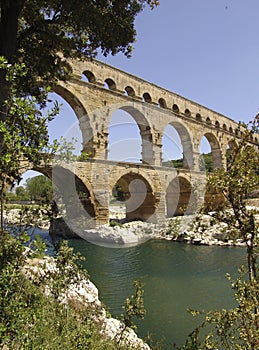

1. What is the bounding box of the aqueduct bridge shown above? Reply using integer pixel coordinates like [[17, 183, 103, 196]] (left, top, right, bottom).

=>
[[33, 58, 259, 226]]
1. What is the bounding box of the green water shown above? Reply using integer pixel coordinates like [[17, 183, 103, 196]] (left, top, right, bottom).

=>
[[69, 239, 246, 349]]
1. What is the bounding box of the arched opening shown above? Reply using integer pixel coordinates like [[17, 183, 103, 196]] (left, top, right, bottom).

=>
[[196, 113, 202, 122], [185, 109, 191, 117], [107, 106, 153, 165], [51, 165, 97, 223], [158, 98, 167, 108], [166, 176, 192, 217], [9, 170, 52, 204], [223, 124, 227, 131], [162, 122, 194, 169], [110, 173, 156, 222], [215, 121, 220, 128], [104, 78, 116, 90], [199, 133, 222, 171], [124, 86, 135, 97], [52, 87, 93, 157], [47, 92, 83, 156], [229, 126, 233, 133], [107, 110, 142, 163], [142, 92, 152, 103], [82, 70, 96, 83], [172, 104, 180, 113], [206, 117, 212, 125]]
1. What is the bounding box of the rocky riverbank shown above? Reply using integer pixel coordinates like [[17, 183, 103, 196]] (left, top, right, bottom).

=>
[[22, 254, 150, 350], [4, 199, 259, 248]]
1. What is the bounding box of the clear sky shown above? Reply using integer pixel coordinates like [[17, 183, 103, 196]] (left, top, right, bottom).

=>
[[22, 0, 259, 183]]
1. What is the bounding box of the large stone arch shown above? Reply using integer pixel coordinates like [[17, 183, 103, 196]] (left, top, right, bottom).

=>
[[109, 170, 159, 222], [107, 104, 154, 165], [166, 176, 192, 217], [29, 164, 98, 225], [53, 84, 94, 156], [200, 132, 223, 170], [162, 121, 194, 169]]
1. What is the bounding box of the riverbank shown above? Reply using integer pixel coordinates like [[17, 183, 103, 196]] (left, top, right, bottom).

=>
[[22, 254, 150, 350], [4, 198, 259, 247]]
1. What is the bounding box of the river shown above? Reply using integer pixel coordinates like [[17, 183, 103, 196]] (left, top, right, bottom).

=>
[[68, 238, 246, 349]]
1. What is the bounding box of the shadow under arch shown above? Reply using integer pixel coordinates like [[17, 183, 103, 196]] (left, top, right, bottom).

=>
[[162, 121, 194, 169], [200, 132, 223, 170], [113, 105, 154, 165], [53, 84, 94, 155], [29, 164, 98, 227], [111, 172, 157, 222], [166, 176, 192, 217]]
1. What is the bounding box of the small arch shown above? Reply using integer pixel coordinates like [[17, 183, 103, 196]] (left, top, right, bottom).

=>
[[104, 78, 116, 90], [172, 104, 179, 113], [158, 98, 167, 108], [82, 70, 96, 83], [143, 92, 152, 103], [185, 108, 191, 117], [223, 124, 227, 130], [229, 126, 233, 133], [110, 172, 156, 222], [196, 113, 202, 122], [235, 128, 240, 136], [124, 86, 135, 97], [206, 117, 212, 124], [215, 121, 220, 128]]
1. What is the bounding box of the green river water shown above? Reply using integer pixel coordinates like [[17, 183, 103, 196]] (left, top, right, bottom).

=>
[[69, 238, 246, 349]]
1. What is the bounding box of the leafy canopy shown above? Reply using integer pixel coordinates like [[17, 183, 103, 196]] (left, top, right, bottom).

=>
[[0, 0, 159, 104]]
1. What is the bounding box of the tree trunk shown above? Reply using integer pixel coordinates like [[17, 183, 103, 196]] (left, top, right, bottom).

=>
[[0, 0, 25, 118]]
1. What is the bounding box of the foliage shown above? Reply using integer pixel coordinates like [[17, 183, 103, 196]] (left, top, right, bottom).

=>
[[121, 280, 146, 332], [0, 233, 140, 350], [176, 120, 259, 349], [0, 0, 159, 107], [199, 153, 213, 172], [0, 58, 59, 230], [25, 175, 53, 202]]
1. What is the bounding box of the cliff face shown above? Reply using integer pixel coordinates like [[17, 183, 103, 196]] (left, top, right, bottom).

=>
[[22, 255, 150, 350]]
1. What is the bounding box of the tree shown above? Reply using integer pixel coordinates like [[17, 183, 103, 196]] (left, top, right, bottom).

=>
[[177, 120, 259, 349], [0, 58, 58, 230], [0, 0, 159, 110], [0, 0, 159, 230], [25, 175, 52, 203]]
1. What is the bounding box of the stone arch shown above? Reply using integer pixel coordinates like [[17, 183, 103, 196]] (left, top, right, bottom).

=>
[[223, 123, 227, 131], [172, 104, 180, 113], [158, 98, 167, 108], [196, 113, 202, 122], [166, 176, 192, 217], [53, 84, 94, 156], [104, 78, 116, 90], [35, 165, 97, 221], [206, 117, 212, 125], [124, 86, 135, 97], [229, 126, 233, 133], [162, 121, 194, 169], [185, 108, 191, 117], [82, 70, 96, 83], [143, 92, 152, 103], [215, 121, 220, 128], [110, 171, 158, 221], [200, 132, 223, 170], [111, 104, 154, 165]]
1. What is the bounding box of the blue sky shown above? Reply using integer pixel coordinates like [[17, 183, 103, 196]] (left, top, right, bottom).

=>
[[22, 0, 259, 182]]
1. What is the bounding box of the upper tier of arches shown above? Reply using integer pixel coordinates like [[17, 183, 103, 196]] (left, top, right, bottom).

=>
[[72, 59, 259, 144]]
